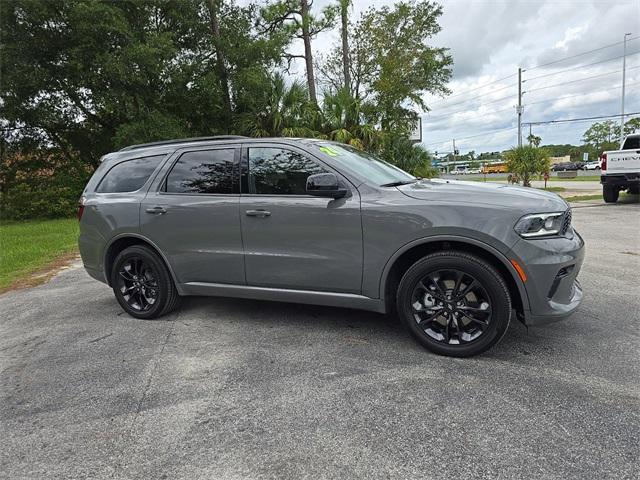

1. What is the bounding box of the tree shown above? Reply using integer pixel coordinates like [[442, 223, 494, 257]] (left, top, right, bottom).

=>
[[348, 1, 452, 130], [261, 0, 337, 104], [505, 145, 550, 187], [338, 0, 352, 94], [0, 0, 287, 160], [582, 120, 619, 151], [527, 133, 541, 147]]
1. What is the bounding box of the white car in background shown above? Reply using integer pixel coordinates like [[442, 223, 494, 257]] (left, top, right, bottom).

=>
[[583, 160, 601, 170]]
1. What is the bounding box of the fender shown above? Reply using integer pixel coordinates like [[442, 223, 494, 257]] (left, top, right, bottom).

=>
[[377, 234, 530, 311], [102, 232, 184, 294]]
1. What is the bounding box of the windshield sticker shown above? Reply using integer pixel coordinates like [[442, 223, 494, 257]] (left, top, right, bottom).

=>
[[319, 146, 340, 157]]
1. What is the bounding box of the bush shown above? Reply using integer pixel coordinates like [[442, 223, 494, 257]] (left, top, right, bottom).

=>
[[0, 149, 92, 220]]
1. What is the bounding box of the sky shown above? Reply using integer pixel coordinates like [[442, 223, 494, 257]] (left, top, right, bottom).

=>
[[293, 0, 640, 154]]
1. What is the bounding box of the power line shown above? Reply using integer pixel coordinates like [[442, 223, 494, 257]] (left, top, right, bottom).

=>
[[523, 51, 640, 83], [522, 111, 640, 126], [523, 66, 640, 94], [524, 81, 640, 107], [423, 125, 517, 148], [424, 96, 515, 120], [427, 83, 515, 111], [427, 73, 517, 106], [524, 35, 640, 71]]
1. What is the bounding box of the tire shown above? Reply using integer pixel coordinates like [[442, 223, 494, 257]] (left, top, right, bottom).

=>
[[603, 185, 619, 203], [396, 251, 511, 357], [111, 245, 181, 319]]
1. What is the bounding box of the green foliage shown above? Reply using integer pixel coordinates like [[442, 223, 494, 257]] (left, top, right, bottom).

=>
[[582, 118, 639, 152], [0, 146, 91, 220], [380, 135, 436, 178], [1, 0, 449, 218], [505, 145, 550, 187]]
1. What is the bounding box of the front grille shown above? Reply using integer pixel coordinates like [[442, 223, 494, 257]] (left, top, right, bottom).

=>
[[560, 209, 572, 235]]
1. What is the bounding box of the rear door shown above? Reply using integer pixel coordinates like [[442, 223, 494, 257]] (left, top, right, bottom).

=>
[[239, 143, 363, 294], [141, 145, 245, 285]]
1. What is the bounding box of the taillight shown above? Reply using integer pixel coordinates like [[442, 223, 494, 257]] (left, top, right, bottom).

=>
[[600, 153, 607, 171], [78, 197, 86, 221]]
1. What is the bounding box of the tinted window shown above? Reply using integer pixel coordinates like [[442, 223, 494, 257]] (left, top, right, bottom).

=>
[[165, 149, 235, 194], [622, 136, 640, 150], [96, 155, 163, 193], [248, 148, 326, 195]]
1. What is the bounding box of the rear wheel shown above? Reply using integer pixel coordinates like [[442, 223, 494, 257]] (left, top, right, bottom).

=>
[[111, 245, 181, 319], [396, 251, 511, 357], [603, 184, 619, 203]]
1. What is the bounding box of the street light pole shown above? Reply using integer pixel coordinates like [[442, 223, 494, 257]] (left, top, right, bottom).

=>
[[620, 33, 632, 143], [517, 67, 522, 147]]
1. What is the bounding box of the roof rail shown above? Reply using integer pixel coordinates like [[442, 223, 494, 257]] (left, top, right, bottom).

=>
[[119, 135, 248, 151]]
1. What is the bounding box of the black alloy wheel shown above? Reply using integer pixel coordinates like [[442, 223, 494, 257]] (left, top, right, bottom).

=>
[[111, 245, 181, 319], [116, 257, 159, 312], [397, 251, 512, 357], [411, 269, 492, 345]]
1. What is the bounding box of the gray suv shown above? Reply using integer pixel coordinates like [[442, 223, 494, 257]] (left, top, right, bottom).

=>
[[79, 136, 584, 357]]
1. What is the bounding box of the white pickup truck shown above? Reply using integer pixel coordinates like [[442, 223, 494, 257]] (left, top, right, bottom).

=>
[[600, 133, 640, 203]]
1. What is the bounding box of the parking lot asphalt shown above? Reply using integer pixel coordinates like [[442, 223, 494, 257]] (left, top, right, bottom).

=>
[[1, 202, 639, 479]]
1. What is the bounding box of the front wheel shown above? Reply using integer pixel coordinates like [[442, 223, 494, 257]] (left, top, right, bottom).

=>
[[396, 251, 512, 357], [603, 185, 619, 203], [111, 245, 181, 319]]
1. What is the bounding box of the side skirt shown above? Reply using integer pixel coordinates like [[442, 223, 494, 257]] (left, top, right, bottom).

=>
[[178, 282, 387, 314]]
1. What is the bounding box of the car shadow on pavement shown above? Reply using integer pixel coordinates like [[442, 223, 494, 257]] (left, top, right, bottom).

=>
[[166, 295, 547, 360]]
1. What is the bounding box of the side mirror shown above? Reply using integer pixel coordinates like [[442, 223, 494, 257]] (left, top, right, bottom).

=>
[[306, 173, 347, 198]]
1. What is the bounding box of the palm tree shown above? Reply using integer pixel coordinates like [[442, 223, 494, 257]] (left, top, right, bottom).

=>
[[237, 73, 318, 137], [505, 145, 550, 187]]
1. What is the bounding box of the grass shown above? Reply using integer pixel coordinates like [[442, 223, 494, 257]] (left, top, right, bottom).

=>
[[0, 218, 79, 290], [537, 186, 566, 192], [564, 192, 637, 202], [546, 175, 601, 182], [465, 175, 601, 183]]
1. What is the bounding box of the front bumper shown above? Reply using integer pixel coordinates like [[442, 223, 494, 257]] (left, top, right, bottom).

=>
[[510, 228, 585, 327]]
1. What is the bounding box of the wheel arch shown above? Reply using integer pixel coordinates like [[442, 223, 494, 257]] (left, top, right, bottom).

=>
[[380, 236, 529, 316], [103, 234, 180, 289]]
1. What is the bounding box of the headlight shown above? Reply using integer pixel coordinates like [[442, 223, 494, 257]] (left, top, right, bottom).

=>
[[514, 212, 566, 238]]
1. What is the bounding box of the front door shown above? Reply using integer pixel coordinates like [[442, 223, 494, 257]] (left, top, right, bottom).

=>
[[240, 144, 362, 294], [141, 145, 245, 285]]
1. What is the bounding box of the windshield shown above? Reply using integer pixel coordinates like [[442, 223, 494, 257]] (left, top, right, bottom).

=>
[[315, 143, 415, 186]]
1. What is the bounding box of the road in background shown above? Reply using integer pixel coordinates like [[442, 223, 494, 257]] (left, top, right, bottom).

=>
[[1, 201, 638, 479]]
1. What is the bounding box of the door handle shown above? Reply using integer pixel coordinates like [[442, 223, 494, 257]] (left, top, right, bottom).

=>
[[245, 209, 271, 217], [145, 206, 167, 215]]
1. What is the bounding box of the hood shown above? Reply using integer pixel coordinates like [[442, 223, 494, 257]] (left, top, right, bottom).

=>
[[397, 178, 568, 213]]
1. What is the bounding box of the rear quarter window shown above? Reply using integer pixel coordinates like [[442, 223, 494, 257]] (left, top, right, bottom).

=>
[[96, 155, 164, 193]]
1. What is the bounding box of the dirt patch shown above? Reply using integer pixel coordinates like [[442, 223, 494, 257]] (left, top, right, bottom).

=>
[[0, 250, 81, 295]]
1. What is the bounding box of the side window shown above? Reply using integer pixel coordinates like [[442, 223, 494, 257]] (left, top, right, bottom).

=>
[[248, 147, 326, 195], [622, 137, 639, 150], [165, 149, 235, 194], [96, 155, 164, 193]]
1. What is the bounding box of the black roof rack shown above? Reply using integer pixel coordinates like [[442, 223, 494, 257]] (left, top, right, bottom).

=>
[[119, 135, 248, 151]]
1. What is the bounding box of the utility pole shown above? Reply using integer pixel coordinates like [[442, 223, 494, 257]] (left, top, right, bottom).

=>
[[620, 33, 632, 143], [528, 124, 532, 145], [452, 138, 457, 174], [517, 67, 523, 147]]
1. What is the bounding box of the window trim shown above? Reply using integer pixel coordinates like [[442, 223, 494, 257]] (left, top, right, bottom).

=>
[[157, 145, 241, 197], [240, 143, 349, 197], [95, 154, 166, 194]]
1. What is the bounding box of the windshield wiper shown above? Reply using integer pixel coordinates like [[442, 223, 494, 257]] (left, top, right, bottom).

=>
[[380, 179, 417, 187]]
